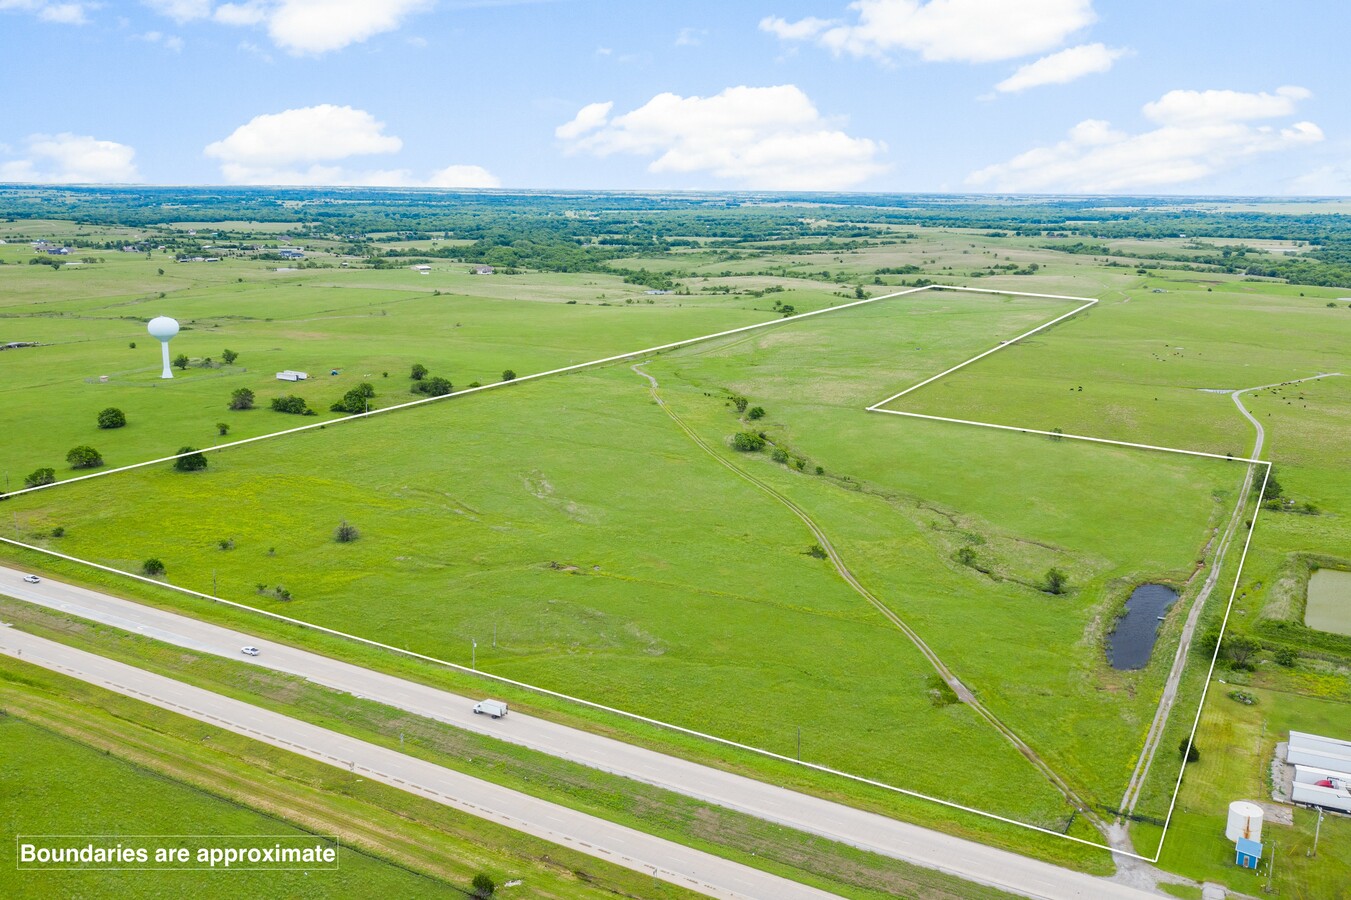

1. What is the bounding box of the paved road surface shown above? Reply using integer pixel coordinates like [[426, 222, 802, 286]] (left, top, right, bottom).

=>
[[0, 568, 1158, 900], [0, 628, 835, 900]]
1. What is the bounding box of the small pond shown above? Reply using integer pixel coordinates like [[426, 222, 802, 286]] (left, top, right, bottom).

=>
[[1107, 584, 1179, 670], [1306, 569, 1351, 637]]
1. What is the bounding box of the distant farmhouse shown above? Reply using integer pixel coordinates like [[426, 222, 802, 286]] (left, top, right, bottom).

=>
[[278, 248, 306, 260], [472, 264, 494, 275]]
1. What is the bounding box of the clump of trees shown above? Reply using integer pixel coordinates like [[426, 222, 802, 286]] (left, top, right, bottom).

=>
[[66, 445, 104, 469], [411, 376, 452, 396], [174, 447, 208, 472], [331, 382, 376, 413], [271, 395, 315, 415], [97, 407, 126, 429], [229, 387, 255, 410], [25, 467, 56, 487], [732, 432, 765, 452]]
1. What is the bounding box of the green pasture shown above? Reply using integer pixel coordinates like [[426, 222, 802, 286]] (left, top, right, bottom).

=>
[[5, 285, 1237, 836]]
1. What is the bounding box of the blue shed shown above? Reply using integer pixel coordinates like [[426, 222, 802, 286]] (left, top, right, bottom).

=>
[[1235, 838, 1263, 869]]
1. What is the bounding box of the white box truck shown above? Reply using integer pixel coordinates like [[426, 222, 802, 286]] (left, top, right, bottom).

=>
[[473, 699, 508, 719]]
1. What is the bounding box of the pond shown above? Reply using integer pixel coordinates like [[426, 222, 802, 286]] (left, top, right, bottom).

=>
[[1306, 568, 1351, 637], [1107, 584, 1179, 670]]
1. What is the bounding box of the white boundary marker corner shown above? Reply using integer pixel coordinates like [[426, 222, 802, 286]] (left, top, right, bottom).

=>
[[0, 283, 1268, 864]]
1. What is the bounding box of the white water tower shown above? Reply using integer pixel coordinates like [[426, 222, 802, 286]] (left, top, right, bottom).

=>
[[1225, 800, 1264, 843], [147, 316, 180, 379]]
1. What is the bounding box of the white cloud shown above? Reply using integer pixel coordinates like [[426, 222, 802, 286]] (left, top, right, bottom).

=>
[[142, 0, 432, 53], [761, 0, 1094, 63], [967, 86, 1323, 192], [995, 43, 1126, 93], [205, 104, 496, 187], [142, 0, 210, 22], [137, 29, 185, 51], [555, 101, 613, 140], [674, 26, 707, 47], [0, 133, 140, 183], [557, 85, 887, 190], [0, 0, 94, 25]]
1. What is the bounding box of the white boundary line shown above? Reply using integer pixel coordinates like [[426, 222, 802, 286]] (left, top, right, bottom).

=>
[[0, 282, 1263, 864]]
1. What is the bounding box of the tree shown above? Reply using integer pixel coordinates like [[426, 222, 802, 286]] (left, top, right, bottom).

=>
[[732, 432, 765, 452], [66, 445, 104, 469], [502, 369, 517, 382], [142, 558, 166, 576], [271, 395, 314, 415], [24, 467, 56, 488], [157, 267, 164, 276], [216, 422, 229, 436], [330, 384, 375, 414], [807, 544, 828, 559], [1273, 646, 1297, 667], [471, 873, 495, 899], [174, 447, 208, 472], [410, 363, 428, 381], [854, 284, 866, 299], [730, 395, 749, 413], [1264, 468, 1284, 500], [1224, 633, 1260, 670], [1178, 738, 1200, 763], [228, 387, 255, 410], [221, 348, 239, 365], [97, 407, 127, 429], [747, 406, 766, 420], [780, 304, 796, 317], [173, 353, 189, 370], [1042, 568, 1068, 595], [412, 376, 453, 397], [334, 520, 360, 543]]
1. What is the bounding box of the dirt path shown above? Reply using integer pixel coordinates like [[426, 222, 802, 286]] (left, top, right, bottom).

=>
[[632, 363, 1107, 837]]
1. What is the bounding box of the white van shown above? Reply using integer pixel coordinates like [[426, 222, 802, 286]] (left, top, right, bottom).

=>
[[473, 699, 508, 719]]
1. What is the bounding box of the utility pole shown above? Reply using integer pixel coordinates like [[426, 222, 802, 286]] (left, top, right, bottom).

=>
[[1265, 839, 1276, 893], [212, 570, 217, 595], [493, 622, 497, 648], [472, 639, 477, 671], [1309, 808, 1324, 857], [796, 727, 801, 761]]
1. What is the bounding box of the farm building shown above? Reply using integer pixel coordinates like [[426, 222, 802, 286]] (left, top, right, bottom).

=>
[[1288, 731, 1351, 813], [412, 264, 432, 274], [472, 264, 495, 275], [276, 370, 309, 382]]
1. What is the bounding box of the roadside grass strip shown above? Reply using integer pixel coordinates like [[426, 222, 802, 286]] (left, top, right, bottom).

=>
[[1, 284, 1268, 863]]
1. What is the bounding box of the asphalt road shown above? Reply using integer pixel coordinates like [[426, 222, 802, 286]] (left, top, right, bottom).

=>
[[0, 627, 835, 900], [1, 567, 1158, 900]]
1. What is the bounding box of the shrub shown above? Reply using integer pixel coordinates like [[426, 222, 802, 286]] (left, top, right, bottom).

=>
[[1042, 568, 1068, 595], [97, 407, 127, 429], [334, 520, 360, 543], [807, 544, 828, 559], [410, 363, 428, 381], [730, 395, 749, 413], [1178, 738, 1200, 762], [142, 558, 166, 576], [732, 432, 765, 452], [218, 538, 234, 551], [229, 387, 255, 410], [271, 395, 314, 415], [216, 422, 229, 436], [411, 376, 452, 396], [771, 447, 789, 463], [221, 348, 238, 365], [1228, 690, 1258, 705], [747, 406, 766, 420], [174, 447, 208, 472], [51, 526, 65, 538], [173, 353, 189, 370], [66, 445, 103, 469], [24, 467, 56, 488], [1274, 647, 1297, 667], [957, 547, 977, 567], [471, 873, 495, 899], [815, 465, 824, 475], [502, 369, 517, 381]]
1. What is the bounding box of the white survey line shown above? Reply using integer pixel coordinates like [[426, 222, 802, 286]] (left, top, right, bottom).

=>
[[1, 281, 1266, 863]]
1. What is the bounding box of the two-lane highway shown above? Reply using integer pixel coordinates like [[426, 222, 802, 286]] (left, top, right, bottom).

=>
[[1, 566, 1158, 899]]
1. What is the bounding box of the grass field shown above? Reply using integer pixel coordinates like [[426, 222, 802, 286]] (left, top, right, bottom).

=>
[[4, 278, 1240, 841]]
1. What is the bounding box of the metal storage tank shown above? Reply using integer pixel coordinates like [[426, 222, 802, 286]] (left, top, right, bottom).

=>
[[1225, 800, 1264, 843]]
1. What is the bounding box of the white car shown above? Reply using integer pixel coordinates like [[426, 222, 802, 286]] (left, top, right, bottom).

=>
[[240, 646, 260, 656], [22, 575, 40, 584]]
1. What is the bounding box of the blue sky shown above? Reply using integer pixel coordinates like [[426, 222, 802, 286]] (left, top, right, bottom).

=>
[[0, 0, 1347, 194]]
